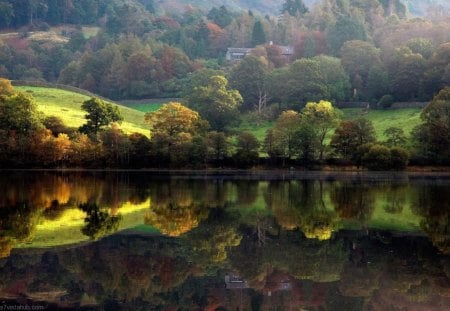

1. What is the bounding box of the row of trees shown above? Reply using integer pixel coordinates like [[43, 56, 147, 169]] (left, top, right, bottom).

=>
[[1, 78, 449, 168]]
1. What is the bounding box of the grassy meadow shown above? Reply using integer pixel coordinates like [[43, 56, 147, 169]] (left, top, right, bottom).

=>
[[120, 98, 178, 112], [237, 107, 423, 143], [342, 108, 422, 139], [17, 86, 150, 136], [16, 85, 424, 144]]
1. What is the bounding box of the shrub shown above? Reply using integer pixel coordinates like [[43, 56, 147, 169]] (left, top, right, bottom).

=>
[[362, 144, 392, 170], [378, 94, 394, 109], [362, 144, 409, 170], [390, 147, 409, 170]]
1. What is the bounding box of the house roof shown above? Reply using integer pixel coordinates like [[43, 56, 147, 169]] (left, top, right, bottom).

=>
[[227, 45, 294, 55], [227, 48, 253, 53]]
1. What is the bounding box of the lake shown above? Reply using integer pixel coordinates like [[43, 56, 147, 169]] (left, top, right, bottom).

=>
[[0, 171, 449, 310]]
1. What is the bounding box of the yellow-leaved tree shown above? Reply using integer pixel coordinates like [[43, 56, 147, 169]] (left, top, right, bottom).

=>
[[145, 102, 208, 164]]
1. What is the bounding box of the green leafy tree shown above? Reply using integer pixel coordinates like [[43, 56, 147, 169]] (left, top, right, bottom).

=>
[[100, 124, 131, 166], [384, 127, 407, 147], [270, 110, 301, 165], [234, 131, 260, 167], [186, 75, 242, 131], [327, 16, 367, 55], [301, 100, 342, 161], [286, 59, 329, 106], [389, 48, 426, 101], [0, 89, 43, 164], [362, 144, 392, 170], [0, 91, 42, 135], [405, 38, 435, 59], [390, 147, 409, 170], [293, 121, 319, 163], [181, 68, 225, 98], [207, 6, 233, 28], [340, 40, 382, 99], [229, 55, 268, 112], [412, 87, 450, 163], [366, 67, 390, 102], [423, 43, 450, 97], [207, 131, 230, 162], [79, 97, 123, 135], [313, 55, 351, 102], [330, 119, 376, 164]]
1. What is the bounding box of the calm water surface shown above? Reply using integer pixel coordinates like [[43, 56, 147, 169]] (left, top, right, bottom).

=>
[[0, 171, 449, 310]]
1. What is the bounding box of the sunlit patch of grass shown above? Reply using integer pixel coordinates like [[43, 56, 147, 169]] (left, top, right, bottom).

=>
[[121, 102, 164, 113], [236, 115, 272, 142], [342, 108, 422, 139], [81, 26, 100, 38], [120, 98, 177, 113], [238, 108, 422, 144], [16, 199, 152, 248], [16, 86, 149, 136]]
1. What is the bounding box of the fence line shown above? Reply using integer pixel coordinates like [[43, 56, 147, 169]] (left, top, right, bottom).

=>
[[336, 101, 427, 109]]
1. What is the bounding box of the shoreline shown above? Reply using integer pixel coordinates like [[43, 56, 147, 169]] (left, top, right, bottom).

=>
[[1, 167, 450, 180]]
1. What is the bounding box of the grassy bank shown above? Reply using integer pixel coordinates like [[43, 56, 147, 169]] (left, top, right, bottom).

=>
[[17, 86, 149, 136]]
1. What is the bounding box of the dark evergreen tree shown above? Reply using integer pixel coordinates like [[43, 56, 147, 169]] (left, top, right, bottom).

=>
[[327, 16, 367, 55], [282, 0, 308, 17], [207, 5, 233, 28], [251, 20, 266, 47]]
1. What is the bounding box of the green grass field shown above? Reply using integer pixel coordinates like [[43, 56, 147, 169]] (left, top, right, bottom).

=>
[[17, 86, 150, 136], [342, 108, 422, 139], [120, 98, 179, 112], [16, 85, 423, 144], [238, 107, 423, 143]]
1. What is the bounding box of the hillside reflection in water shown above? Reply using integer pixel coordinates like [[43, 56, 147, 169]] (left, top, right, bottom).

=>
[[0, 171, 449, 310]]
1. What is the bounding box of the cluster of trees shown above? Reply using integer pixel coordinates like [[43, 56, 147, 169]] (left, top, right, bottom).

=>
[[0, 0, 155, 29], [58, 37, 196, 99], [1, 77, 450, 168], [0, 0, 448, 102], [262, 100, 410, 169]]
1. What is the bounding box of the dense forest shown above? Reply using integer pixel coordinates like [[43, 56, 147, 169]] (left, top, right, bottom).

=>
[[0, 0, 449, 169], [0, 0, 448, 102]]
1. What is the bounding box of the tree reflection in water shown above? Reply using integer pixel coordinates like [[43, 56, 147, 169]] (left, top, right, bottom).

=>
[[411, 184, 450, 254], [79, 202, 122, 240], [0, 202, 40, 258], [0, 172, 449, 309]]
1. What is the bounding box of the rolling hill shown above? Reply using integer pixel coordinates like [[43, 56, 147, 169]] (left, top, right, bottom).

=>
[[16, 86, 150, 136]]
